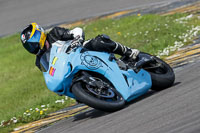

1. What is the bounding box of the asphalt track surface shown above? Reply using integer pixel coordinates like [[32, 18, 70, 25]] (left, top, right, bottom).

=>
[[0, 0, 180, 37], [38, 62, 200, 133]]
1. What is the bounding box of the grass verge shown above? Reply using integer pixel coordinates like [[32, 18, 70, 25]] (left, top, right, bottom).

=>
[[0, 13, 200, 132]]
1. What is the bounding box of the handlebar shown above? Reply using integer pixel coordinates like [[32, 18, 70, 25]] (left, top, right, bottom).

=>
[[65, 38, 83, 53]]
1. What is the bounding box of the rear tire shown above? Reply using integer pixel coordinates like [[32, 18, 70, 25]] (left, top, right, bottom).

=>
[[72, 81, 125, 112], [144, 55, 175, 91]]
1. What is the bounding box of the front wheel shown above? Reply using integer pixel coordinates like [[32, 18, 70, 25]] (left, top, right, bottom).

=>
[[72, 76, 125, 112]]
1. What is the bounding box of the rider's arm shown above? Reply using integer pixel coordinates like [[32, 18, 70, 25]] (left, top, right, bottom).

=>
[[49, 27, 74, 41]]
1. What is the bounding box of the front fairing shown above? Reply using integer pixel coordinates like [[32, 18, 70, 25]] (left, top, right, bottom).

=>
[[42, 41, 72, 95], [42, 41, 110, 97]]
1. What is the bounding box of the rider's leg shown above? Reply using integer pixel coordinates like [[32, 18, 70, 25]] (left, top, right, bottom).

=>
[[83, 34, 140, 60]]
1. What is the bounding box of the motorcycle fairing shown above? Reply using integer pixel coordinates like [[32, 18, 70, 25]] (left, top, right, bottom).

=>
[[43, 41, 152, 101]]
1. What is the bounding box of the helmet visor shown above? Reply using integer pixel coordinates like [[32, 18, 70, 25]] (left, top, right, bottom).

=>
[[23, 42, 40, 54]]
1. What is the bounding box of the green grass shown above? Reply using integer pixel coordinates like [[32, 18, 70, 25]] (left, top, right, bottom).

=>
[[0, 13, 200, 132], [82, 14, 199, 54], [0, 34, 76, 132]]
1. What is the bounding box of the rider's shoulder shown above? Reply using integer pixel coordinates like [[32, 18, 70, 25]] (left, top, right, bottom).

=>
[[50, 27, 69, 32]]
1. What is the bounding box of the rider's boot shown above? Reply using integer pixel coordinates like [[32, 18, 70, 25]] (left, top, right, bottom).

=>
[[113, 41, 154, 68], [112, 42, 140, 60]]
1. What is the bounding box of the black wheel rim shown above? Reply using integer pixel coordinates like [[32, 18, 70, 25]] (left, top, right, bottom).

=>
[[82, 77, 122, 102]]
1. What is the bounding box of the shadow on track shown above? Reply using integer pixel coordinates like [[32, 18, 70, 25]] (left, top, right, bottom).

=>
[[73, 82, 181, 121], [73, 109, 109, 121], [125, 82, 181, 106]]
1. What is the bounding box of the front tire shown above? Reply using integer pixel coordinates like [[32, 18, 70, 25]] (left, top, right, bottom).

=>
[[72, 81, 125, 112]]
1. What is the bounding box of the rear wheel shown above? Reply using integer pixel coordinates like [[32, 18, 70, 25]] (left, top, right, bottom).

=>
[[142, 54, 175, 91], [72, 74, 125, 112]]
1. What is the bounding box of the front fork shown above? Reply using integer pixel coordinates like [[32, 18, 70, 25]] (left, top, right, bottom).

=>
[[72, 71, 111, 89]]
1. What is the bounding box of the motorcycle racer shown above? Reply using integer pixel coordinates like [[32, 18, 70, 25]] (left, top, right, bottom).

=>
[[20, 23, 140, 70]]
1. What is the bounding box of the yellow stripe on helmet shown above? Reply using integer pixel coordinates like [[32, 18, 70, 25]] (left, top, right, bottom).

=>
[[39, 31, 47, 49], [30, 23, 37, 39], [30, 22, 47, 49]]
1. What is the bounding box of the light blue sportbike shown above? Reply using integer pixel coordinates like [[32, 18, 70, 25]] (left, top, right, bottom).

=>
[[40, 39, 175, 112]]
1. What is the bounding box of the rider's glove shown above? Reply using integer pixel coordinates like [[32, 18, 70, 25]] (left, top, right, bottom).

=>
[[69, 27, 85, 44], [66, 38, 82, 53], [70, 38, 81, 49]]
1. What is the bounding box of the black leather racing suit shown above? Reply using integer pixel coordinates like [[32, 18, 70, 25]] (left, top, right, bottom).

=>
[[36, 27, 136, 70]]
